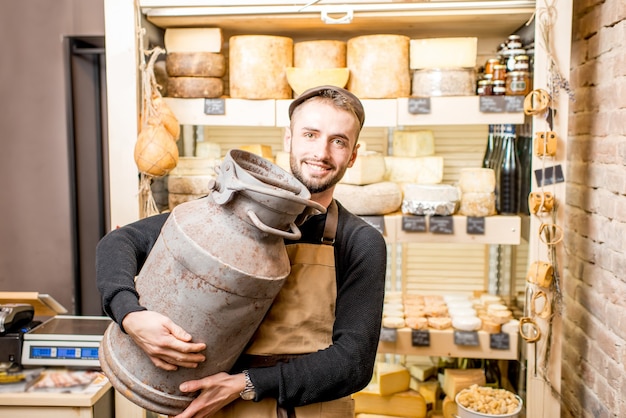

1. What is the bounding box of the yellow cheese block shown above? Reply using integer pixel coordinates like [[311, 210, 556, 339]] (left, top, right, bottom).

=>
[[392, 130, 435, 157], [442, 395, 458, 418], [340, 151, 386, 185], [442, 369, 486, 398], [408, 362, 437, 382], [238, 144, 273, 160], [353, 387, 427, 418], [376, 363, 410, 396], [384, 156, 444, 184], [411, 379, 440, 407]]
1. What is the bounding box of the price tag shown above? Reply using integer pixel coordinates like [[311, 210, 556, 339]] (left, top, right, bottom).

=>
[[479, 96, 503, 113], [408, 97, 431, 114], [204, 98, 226, 115], [402, 215, 427, 232], [454, 330, 480, 346], [361, 216, 385, 235], [379, 327, 398, 342], [429, 216, 454, 234], [466, 217, 486, 235], [411, 330, 431, 347], [489, 332, 510, 350], [534, 164, 565, 187], [503, 95, 524, 112]]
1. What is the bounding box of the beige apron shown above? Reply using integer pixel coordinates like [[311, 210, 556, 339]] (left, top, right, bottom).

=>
[[213, 201, 354, 418]]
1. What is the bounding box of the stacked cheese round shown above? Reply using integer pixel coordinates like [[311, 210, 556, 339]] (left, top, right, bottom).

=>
[[457, 168, 497, 217], [167, 156, 220, 210], [164, 28, 226, 98]]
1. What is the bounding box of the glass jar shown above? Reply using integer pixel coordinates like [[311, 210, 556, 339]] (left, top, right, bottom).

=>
[[514, 55, 531, 71], [493, 80, 506, 96], [484, 58, 501, 76], [492, 64, 507, 81], [505, 71, 531, 96], [477, 79, 493, 96]]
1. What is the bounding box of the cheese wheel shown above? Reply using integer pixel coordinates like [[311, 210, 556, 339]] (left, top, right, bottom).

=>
[[382, 316, 405, 329], [347, 35, 410, 98], [427, 317, 452, 330], [294, 40, 346, 68], [458, 192, 497, 217], [452, 316, 482, 332], [334, 182, 403, 215], [168, 175, 214, 195], [458, 168, 496, 193], [166, 52, 226, 77], [164, 28, 223, 53], [167, 77, 224, 98], [385, 156, 444, 184], [229, 35, 293, 99], [405, 316, 428, 330]]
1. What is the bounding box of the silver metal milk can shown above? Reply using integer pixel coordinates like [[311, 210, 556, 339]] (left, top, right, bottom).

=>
[[99, 149, 324, 415]]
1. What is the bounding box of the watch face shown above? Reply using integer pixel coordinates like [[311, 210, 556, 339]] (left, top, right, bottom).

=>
[[241, 389, 256, 401]]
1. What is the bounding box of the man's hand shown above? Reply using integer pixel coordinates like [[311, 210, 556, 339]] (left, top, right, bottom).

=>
[[172, 372, 245, 418], [122, 311, 207, 371]]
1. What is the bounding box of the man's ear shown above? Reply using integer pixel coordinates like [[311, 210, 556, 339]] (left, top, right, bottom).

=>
[[347, 143, 360, 168], [283, 127, 292, 152]]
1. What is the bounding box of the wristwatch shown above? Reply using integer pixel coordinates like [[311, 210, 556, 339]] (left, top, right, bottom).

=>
[[240, 370, 256, 401]]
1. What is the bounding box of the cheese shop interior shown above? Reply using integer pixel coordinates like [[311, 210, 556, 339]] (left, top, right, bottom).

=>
[[2, 1, 625, 418]]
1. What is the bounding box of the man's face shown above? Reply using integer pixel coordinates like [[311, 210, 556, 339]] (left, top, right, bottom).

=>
[[285, 99, 360, 195]]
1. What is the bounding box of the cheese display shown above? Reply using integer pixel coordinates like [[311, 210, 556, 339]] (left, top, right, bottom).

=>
[[376, 363, 410, 396], [164, 28, 224, 53], [286, 67, 350, 96], [167, 76, 224, 98], [340, 151, 386, 185], [458, 168, 496, 193], [384, 156, 444, 184], [392, 130, 435, 157], [294, 40, 347, 68], [229, 35, 293, 99], [347, 35, 410, 99], [402, 184, 460, 216], [165, 52, 226, 77], [458, 192, 497, 217], [409, 37, 478, 69], [353, 388, 427, 417], [168, 175, 214, 195], [411, 68, 477, 97], [334, 182, 402, 215]]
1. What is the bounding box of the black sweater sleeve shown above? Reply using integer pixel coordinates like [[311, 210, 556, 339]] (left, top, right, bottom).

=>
[[248, 206, 387, 407], [95, 213, 169, 328]]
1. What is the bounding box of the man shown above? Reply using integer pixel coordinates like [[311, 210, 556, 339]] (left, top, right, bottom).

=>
[[96, 86, 387, 418]]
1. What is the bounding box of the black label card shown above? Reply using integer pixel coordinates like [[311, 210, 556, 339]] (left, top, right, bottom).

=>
[[454, 330, 480, 346], [411, 330, 431, 347], [204, 98, 226, 115], [408, 97, 431, 114], [361, 216, 385, 235], [479, 95, 524, 113], [466, 217, 486, 235], [490, 332, 510, 350], [534, 164, 565, 187], [429, 216, 454, 234], [402, 215, 427, 232], [379, 327, 398, 342]]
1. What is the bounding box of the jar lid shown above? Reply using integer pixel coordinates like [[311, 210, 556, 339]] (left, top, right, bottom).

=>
[[507, 71, 529, 76], [515, 55, 530, 60], [493, 80, 505, 85], [478, 79, 492, 85]]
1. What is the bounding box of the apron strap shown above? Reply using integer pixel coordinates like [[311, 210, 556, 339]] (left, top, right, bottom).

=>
[[321, 200, 338, 246]]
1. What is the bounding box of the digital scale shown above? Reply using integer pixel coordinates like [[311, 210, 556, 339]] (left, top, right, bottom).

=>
[[21, 315, 112, 368]]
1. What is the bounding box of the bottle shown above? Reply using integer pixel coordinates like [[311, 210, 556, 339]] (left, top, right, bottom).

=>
[[482, 125, 495, 168], [498, 125, 521, 214]]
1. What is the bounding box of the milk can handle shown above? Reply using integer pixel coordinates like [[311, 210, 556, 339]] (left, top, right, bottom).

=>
[[246, 210, 302, 240]]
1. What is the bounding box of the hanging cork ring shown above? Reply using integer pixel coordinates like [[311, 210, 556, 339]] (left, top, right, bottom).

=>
[[524, 89, 551, 115], [519, 317, 541, 343]]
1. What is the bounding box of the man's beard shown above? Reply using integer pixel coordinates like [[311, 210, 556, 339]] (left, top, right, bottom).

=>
[[290, 155, 348, 194]]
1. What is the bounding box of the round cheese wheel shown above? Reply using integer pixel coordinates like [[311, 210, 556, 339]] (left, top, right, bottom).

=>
[[452, 316, 482, 331], [347, 34, 410, 98], [458, 168, 496, 193], [229, 35, 293, 99], [382, 316, 405, 329], [427, 317, 452, 330], [334, 182, 402, 215], [294, 40, 346, 68], [167, 77, 224, 98], [166, 52, 226, 77], [405, 316, 428, 330]]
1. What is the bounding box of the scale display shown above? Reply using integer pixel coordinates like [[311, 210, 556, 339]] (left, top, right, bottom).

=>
[[22, 315, 112, 368]]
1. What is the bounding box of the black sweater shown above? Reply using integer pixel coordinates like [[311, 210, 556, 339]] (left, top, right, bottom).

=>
[[95, 200, 386, 407]]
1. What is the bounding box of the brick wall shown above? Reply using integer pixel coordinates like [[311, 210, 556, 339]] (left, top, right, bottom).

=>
[[563, 1, 626, 417]]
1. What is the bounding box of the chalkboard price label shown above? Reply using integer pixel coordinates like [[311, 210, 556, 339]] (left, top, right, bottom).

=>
[[204, 98, 226, 115], [490, 332, 510, 350], [479, 95, 524, 113], [408, 97, 431, 114], [454, 330, 480, 346], [534, 164, 565, 187], [503, 95, 524, 112], [361, 216, 385, 235], [429, 216, 454, 234], [411, 330, 431, 347], [379, 327, 398, 342], [402, 215, 427, 232], [466, 217, 486, 235]]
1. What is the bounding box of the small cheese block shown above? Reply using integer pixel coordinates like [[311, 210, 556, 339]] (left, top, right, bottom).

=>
[[427, 317, 452, 330], [376, 363, 410, 396], [458, 168, 496, 193], [458, 192, 497, 217], [334, 182, 403, 215], [166, 52, 226, 77], [168, 175, 214, 195], [294, 40, 346, 68], [340, 151, 386, 185], [353, 387, 427, 418], [384, 156, 444, 184], [441, 395, 458, 418], [164, 28, 223, 53], [167, 77, 224, 98], [408, 363, 437, 382], [392, 130, 435, 157], [238, 144, 273, 160], [405, 317, 428, 331], [442, 369, 486, 398], [382, 316, 405, 329], [195, 141, 221, 159], [410, 379, 440, 407], [409, 37, 477, 70]]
